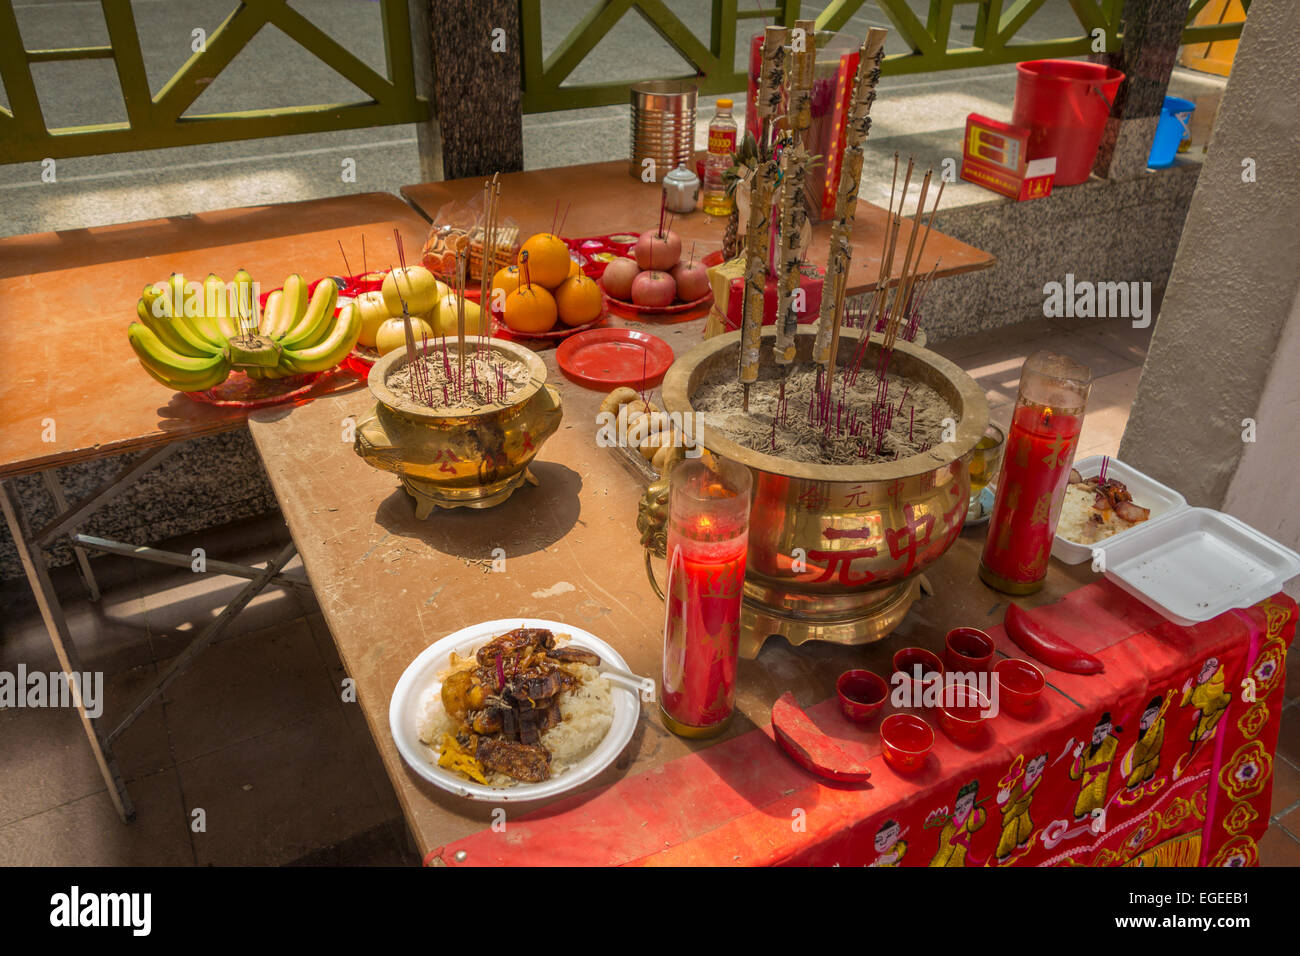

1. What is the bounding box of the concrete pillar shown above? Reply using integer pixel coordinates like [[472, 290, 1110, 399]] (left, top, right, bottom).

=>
[[1090, 0, 1189, 179], [1119, 0, 1300, 526], [423, 0, 524, 181], [409, 0, 444, 183]]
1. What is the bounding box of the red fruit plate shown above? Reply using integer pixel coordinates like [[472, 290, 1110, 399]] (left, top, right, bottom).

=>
[[343, 344, 381, 377], [489, 302, 608, 345], [556, 328, 674, 391], [602, 289, 712, 321], [771, 693, 872, 783], [185, 370, 322, 408]]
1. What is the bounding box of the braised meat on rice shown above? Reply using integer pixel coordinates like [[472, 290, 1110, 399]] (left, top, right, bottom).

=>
[[437, 627, 602, 783]]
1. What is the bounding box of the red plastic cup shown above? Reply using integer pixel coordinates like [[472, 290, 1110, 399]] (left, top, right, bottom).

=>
[[944, 627, 995, 672], [938, 685, 991, 744], [891, 647, 944, 705], [995, 658, 1045, 717], [881, 714, 934, 773], [837, 670, 888, 723]]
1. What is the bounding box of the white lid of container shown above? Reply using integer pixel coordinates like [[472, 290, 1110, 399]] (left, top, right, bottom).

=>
[[1094, 507, 1300, 626]]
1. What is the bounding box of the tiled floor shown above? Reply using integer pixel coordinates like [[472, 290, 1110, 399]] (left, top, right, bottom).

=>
[[1, 313, 1296, 866], [0, 520, 417, 866]]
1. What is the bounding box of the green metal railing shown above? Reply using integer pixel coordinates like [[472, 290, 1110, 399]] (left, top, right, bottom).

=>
[[0, 0, 1249, 164], [0, 0, 427, 164], [520, 0, 1252, 111]]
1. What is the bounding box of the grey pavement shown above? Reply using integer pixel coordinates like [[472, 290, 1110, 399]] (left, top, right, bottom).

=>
[[1, 1, 1224, 237]]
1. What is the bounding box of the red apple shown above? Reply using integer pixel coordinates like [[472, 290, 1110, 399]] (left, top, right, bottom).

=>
[[600, 257, 640, 299], [631, 270, 676, 308], [671, 260, 710, 303], [634, 229, 682, 271]]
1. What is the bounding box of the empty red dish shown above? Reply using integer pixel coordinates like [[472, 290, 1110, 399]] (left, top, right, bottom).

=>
[[938, 685, 991, 744], [995, 658, 1045, 717], [836, 670, 888, 723], [881, 714, 934, 773], [945, 626, 995, 672], [555, 327, 674, 390]]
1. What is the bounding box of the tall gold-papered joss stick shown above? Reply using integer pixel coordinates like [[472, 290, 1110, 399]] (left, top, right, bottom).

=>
[[738, 27, 788, 407], [787, 19, 817, 132], [739, 162, 779, 405], [774, 143, 812, 366], [774, 19, 817, 366], [812, 27, 888, 366], [755, 25, 789, 131]]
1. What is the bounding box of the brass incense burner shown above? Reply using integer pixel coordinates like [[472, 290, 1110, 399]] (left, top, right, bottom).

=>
[[354, 338, 563, 517], [641, 327, 988, 658]]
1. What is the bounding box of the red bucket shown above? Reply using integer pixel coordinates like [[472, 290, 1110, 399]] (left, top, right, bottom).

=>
[[1011, 59, 1124, 186]]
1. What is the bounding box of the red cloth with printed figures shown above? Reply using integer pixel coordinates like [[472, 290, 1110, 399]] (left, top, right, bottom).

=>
[[429, 585, 1295, 867]]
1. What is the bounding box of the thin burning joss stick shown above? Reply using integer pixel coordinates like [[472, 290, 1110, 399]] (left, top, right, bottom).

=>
[[338, 240, 353, 282]]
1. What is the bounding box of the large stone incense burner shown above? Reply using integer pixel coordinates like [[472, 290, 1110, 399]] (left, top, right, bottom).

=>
[[654, 326, 988, 658], [354, 338, 563, 517]]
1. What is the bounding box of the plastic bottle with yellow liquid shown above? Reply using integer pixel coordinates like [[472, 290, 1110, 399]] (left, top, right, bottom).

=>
[[702, 98, 738, 217]]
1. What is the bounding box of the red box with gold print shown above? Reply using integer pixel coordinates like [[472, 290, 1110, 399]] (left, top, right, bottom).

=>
[[960, 113, 1055, 202]]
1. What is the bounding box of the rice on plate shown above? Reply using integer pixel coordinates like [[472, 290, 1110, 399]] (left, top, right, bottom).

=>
[[417, 637, 614, 788]]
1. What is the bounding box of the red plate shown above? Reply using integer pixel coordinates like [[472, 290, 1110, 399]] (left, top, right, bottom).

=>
[[489, 302, 608, 345], [602, 288, 712, 321], [555, 328, 674, 390], [185, 370, 322, 408]]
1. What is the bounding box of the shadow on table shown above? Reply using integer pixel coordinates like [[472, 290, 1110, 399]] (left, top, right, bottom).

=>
[[372, 460, 583, 561]]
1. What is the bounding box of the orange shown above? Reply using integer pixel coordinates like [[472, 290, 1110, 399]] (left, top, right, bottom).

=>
[[503, 285, 558, 334], [490, 265, 522, 313], [518, 233, 571, 289], [555, 275, 604, 327], [567, 257, 581, 279]]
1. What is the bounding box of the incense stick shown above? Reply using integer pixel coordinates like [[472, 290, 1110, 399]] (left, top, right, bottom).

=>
[[811, 27, 887, 366], [338, 240, 353, 281], [455, 248, 468, 378]]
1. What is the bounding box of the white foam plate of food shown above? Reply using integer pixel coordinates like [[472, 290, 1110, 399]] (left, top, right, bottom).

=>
[[1052, 455, 1300, 624], [389, 619, 647, 801], [1053, 454, 1185, 564]]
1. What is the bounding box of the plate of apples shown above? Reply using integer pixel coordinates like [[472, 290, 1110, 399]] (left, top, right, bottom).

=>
[[599, 224, 714, 319]]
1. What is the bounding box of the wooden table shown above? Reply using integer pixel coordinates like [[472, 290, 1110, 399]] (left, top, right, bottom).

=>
[[249, 353, 1297, 866], [400, 160, 995, 296], [0, 193, 428, 479], [0, 193, 431, 821], [247, 307, 1103, 860]]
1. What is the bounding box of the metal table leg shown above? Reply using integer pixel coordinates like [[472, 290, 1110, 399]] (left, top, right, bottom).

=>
[[3, 444, 313, 824], [41, 471, 100, 602], [0, 478, 135, 821], [108, 540, 299, 745]]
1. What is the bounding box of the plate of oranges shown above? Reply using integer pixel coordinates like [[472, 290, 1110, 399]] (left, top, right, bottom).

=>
[[490, 232, 610, 342]]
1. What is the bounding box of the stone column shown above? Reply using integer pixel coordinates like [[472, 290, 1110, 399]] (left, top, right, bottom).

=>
[[422, 0, 524, 181], [1119, 0, 1300, 525], [1090, 0, 1189, 179], [409, 0, 443, 183]]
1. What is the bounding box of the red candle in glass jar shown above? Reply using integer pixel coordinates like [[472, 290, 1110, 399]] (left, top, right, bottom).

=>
[[661, 457, 752, 737], [979, 352, 1091, 595]]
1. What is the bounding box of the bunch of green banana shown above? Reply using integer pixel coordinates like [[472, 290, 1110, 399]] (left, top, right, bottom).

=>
[[127, 272, 360, 391], [252, 274, 361, 377]]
